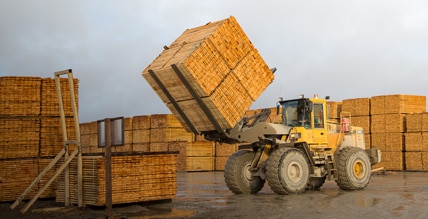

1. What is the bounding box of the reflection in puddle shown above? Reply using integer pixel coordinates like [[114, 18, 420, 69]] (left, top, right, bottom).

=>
[[125, 208, 195, 219]]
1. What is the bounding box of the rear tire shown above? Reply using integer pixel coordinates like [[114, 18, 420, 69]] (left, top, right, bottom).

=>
[[266, 148, 310, 195], [224, 150, 265, 194], [335, 147, 371, 190]]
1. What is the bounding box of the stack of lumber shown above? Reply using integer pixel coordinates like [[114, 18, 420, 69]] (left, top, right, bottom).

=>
[[342, 94, 426, 171], [0, 76, 41, 116], [0, 76, 79, 202], [40, 117, 76, 157], [371, 94, 426, 171], [185, 141, 214, 171], [0, 117, 40, 159], [342, 98, 371, 148], [149, 114, 193, 152], [79, 121, 98, 153], [327, 101, 342, 121], [40, 78, 78, 116], [142, 16, 274, 133], [214, 142, 239, 171], [404, 113, 428, 170], [0, 159, 39, 202], [56, 154, 177, 206], [132, 115, 151, 152]]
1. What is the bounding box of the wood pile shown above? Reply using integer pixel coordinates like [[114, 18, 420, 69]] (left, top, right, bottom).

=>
[[142, 16, 274, 133], [0, 77, 41, 116], [56, 154, 177, 206], [403, 112, 428, 170], [0, 76, 79, 202], [342, 94, 427, 171], [0, 159, 39, 202]]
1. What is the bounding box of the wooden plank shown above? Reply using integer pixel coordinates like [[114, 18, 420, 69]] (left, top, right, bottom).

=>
[[186, 156, 213, 171], [406, 113, 423, 132], [404, 132, 423, 151], [215, 142, 237, 157], [342, 98, 370, 116], [0, 76, 41, 116], [385, 133, 404, 151], [327, 101, 342, 119], [405, 152, 423, 171], [385, 114, 406, 133], [352, 116, 371, 134], [186, 141, 214, 157], [372, 151, 404, 171]]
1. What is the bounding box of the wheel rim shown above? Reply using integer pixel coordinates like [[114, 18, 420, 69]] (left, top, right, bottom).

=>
[[243, 163, 252, 181], [353, 159, 366, 180], [283, 161, 303, 183], [288, 162, 302, 183]]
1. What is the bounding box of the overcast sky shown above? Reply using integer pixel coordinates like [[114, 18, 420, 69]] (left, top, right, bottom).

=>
[[1, 1, 428, 123]]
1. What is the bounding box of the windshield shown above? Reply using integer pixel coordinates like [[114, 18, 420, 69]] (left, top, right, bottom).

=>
[[281, 99, 311, 128]]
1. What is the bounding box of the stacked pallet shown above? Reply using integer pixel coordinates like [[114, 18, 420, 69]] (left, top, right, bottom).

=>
[[214, 142, 239, 171], [371, 94, 426, 171], [132, 115, 151, 152], [79, 121, 98, 153], [0, 159, 39, 202], [0, 77, 41, 116], [404, 113, 428, 170], [327, 101, 342, 121], [185, 141, 214, 171], [142, 16, 274, 133], [342, 98, 371, 149], [0, 76, 79, 202], [149, 114, 193, 152], [0, 117, 40, 159], [40, 78, 78, 116], [56, 154, 177, 206]]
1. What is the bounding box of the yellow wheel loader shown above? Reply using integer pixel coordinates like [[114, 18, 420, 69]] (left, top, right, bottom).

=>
[[204, 95, 381, 195]]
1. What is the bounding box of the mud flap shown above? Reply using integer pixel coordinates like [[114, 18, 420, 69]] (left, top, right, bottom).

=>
[[366, 147, 381, 165]]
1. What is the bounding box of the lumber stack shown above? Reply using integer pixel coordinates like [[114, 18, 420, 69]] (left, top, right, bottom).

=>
[[132, 115, 151, 152], [56, 154, 177, 206], [342, 94, 426, 171], [40, 78, 79, 116], [0, 159, 39, 202], [214, 142, 239, 171], [327, 101, 342, 121], [404, 113, 428, 170], [79, 121, 98, 153], [142, 16, 274, 133], [0, 77, 41, 116], [185, 141, 214, 171], [0, 76, 79, 202], [149, 114, 193, 152], [371, 94, 426, 171]]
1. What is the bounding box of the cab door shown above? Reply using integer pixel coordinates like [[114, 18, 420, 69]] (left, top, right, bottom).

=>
[[312, 102, 328, 143]]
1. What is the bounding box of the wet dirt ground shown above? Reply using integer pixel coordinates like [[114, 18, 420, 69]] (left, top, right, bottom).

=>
[[1, 171, 428, 219]]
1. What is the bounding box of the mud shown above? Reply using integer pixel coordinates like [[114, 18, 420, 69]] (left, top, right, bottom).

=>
[[1, 171, 428, 219]]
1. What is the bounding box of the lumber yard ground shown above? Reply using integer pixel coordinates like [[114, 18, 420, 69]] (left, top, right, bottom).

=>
[[1, 171, 427, 219]]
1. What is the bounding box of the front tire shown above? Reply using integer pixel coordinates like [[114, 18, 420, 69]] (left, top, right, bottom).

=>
[[335, 147, 371, 190], [224, 150, 265, 194], [266, 148, 310, 195]]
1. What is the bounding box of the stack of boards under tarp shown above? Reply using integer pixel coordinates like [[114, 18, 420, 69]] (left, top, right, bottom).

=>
[[0, 76, 78, 202], [56, 154, 177, 206], [142, 16, 274, 133]]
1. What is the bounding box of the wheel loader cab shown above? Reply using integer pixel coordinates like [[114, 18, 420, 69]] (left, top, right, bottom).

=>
[[279, 97, 328, 145]]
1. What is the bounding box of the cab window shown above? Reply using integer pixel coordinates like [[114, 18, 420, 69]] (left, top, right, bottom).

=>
[[313, 103, 324, 128]]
